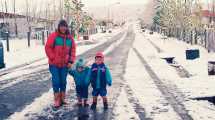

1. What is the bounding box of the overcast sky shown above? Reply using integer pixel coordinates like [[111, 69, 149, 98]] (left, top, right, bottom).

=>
[[2, 0, 149, 13], [1, 0, 212, 14], [82, 0, 148, 7]]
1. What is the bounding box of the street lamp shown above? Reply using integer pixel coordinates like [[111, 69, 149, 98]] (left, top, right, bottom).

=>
[[107, 2, 120, 29]]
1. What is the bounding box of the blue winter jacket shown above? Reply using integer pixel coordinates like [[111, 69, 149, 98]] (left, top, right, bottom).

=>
[[90, 63, 112, 89], [68, 67, 91, 86]]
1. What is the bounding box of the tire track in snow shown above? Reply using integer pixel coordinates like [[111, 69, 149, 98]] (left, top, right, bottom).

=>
[[145, 36, 192, 78], [109, 27, 149, 120], [123, 84, 150, 120], [133, 47, 193, 120]]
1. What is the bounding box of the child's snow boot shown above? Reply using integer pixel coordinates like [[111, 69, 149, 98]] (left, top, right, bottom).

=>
[[77, 97, 82, 107], [103, 97, 108, 110], [84, 99, 89, 107], [90, 97, 97, 110]]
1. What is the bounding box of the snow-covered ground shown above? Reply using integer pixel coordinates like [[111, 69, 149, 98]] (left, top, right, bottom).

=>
[[133, 24, 215, 119], [5, 21, 215, 120], [113, 88, 141, 120], [0, 27, 123, 71]]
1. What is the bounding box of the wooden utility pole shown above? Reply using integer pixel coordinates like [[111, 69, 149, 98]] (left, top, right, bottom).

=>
[[26, 0, 31, 47], [26, 0, 31, 31], [4, 0, 7, 13], [59, 0, 63, 19], [13, 0, 18, 37], [213, 0, 215, 23], [4, 0, 8, 31], [1, 0, 5, 23], [53, 0, 56, 20]]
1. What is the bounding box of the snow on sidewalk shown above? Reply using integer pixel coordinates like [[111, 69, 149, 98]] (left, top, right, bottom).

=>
[[2, 39, 46, 69], [136, 26, 215, 119], [143, 30, 215, 98], [144, 30, 211, 77]]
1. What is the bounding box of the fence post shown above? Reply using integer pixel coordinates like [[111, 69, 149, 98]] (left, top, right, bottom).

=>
[[204, 29, 207, 49], [183, 29, 185, 41], [168, 28, 171, 37], [194, 28, 197, 44], [27, 32, 31, 47], [42, 31, 45, 45], [46, 31, 49, 39], [190, 30, 193, 45], [6, 32, 9, 52]]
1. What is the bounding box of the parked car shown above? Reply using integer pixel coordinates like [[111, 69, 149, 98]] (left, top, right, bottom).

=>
[[149, 31, 154, 34]]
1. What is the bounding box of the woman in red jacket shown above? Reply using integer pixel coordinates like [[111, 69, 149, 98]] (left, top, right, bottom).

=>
[[45, 20, 76, 108]]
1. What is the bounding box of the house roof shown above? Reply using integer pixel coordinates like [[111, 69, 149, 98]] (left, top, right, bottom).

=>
[[202, 10, 215, 17], [0, 12, 26, 18], [0, 12, 55, 23]]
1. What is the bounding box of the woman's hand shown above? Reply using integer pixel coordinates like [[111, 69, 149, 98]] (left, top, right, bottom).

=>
[[67, 63, 74, 69]]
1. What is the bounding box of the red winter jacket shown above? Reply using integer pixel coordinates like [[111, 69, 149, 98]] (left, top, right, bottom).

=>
[[45, 32, 76, 68]]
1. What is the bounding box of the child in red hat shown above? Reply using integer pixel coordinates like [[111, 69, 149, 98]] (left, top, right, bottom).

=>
[[89, 52, 112, 110]]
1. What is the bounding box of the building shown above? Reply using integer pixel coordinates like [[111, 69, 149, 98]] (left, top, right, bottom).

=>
[[201, 10, 215, 25], [0, 12, 54, 39]]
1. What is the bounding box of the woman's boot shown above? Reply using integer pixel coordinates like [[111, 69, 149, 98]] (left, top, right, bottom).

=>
[[60, 92, 68, 105], [77, 97, 82, 107], [54, 93, 61, 108]]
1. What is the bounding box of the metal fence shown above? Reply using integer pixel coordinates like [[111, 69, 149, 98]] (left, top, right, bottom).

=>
[[154, 26, 215, 52]]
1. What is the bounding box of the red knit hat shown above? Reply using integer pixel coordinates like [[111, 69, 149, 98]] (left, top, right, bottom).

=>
[[95, 52, 104, 58]]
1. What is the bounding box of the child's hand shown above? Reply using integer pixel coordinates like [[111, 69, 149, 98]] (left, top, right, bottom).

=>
[[68, 68, 72, 71], [108, 83, 112, 86]]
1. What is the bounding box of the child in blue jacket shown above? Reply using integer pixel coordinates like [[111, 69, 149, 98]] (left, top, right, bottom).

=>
[[68, 58, 90, 107], [89, 52, 112, 110]]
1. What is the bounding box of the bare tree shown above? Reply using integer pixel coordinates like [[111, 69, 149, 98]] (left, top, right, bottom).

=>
[[25, 0, 31, 32], [0, 0, 5, 23], [4, 0, 8, 31], [13, 0, 18, 37]]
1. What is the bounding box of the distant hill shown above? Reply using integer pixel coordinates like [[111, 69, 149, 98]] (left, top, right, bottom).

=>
[[85, 4, 147, 22]]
